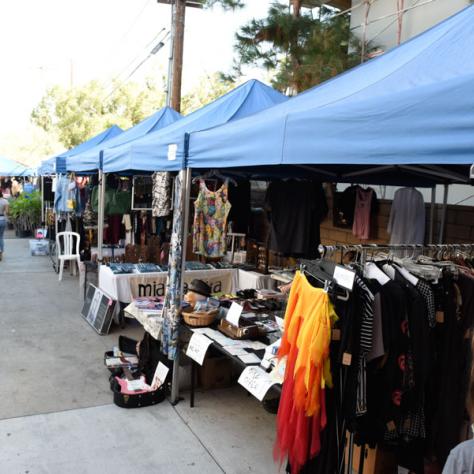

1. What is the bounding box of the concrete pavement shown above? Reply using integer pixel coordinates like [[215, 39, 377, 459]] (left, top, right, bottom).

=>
[[0, 232, 277, 474]]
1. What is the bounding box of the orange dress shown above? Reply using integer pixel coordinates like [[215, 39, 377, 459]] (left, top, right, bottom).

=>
[[274, 271, 338, 473]]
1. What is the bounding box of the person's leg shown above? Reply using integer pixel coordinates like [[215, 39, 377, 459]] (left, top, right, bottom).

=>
[[0, 219, 5, 259]]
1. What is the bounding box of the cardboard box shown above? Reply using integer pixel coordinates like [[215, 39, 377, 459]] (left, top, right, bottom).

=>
[[199, 356, 233, 390], [29, 239, 49, 256]]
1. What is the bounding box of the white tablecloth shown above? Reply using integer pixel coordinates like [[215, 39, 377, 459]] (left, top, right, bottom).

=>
[[237, 269, 276, 290], [99, 266, 239, 303], [99, 266, 276, 303]]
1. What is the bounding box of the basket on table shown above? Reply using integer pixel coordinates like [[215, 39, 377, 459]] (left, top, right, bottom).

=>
[[182, 309, 218, 327]]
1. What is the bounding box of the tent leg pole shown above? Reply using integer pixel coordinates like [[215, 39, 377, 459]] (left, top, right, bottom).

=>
[[439, 184, 449, 244], [170, 167, 192, 405], [98, 171, 106, 263], [41, 176, 45, 224], [429, 186, 435, 244]]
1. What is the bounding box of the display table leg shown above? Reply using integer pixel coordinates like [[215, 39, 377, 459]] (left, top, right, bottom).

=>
[[190, 361, 196, 408]]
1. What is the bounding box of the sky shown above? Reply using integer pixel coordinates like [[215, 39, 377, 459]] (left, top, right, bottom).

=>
[[0, 0, 271, 137]]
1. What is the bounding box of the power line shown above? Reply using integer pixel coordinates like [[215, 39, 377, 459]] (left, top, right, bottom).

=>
[[104, 28, 167, 91], [105, 32, 170, 100]]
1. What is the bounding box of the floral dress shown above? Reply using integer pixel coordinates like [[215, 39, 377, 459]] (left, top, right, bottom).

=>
[[193, 179, 232, 258]]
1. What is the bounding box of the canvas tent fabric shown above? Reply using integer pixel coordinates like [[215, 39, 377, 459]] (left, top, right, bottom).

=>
[[0, 157, 31, 176], [188, 5, 474, 181], [65, 107, 181, 172], [102, 80, 288, 173], [38, 125, 123, 175]]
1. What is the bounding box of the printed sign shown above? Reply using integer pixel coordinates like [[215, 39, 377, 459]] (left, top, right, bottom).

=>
[[238, 366, 276, 401], [186, 333, 213, 366], [167, 144, 178, 161], [81, 283, 116, 335], [129, 270, 234, 299]]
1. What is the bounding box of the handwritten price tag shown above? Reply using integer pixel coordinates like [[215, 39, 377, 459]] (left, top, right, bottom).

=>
[[226, 302, 243, 327], [238, 366, 276, 401], [186, 333, 213, 366]]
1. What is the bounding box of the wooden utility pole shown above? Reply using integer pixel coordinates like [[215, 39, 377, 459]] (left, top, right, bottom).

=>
[[158, 0, 203, 112], [171, 0, 186, 112]]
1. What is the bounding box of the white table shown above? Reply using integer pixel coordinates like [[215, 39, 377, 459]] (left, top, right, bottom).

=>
[[99, 266, 239, 303], [99, 266, 277, 303], [237, 269, 276, 290], [124, 302, 163, 340]]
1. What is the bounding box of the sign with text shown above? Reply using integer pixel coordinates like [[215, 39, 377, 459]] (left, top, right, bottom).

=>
[[81, 283, 116, 335], [238, 366, 276, 401], [186, 333, 213, 366], [129, 269, 235, 299]]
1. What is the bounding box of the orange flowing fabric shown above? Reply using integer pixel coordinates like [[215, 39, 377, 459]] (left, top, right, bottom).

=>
[[274, 271, 337, 473]]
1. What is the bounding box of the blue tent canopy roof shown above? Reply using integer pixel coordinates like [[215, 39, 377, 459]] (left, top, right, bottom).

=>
[[38, 125, 123, 175], [65, 107, 181, 172], [188, 5, 474, 183], [0, 156, 32, 176], [102, 79, 288, 173]]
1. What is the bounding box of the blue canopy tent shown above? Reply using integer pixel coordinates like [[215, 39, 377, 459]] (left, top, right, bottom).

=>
[[102, 79, 288, 173], [37, 125, 123, 176], [163, 6, 474, 389], [187, 4, 474, 186], [64, 107, 181, 173], [0, 157, 32, 177]]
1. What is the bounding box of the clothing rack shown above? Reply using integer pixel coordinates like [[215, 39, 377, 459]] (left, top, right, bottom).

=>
[[316, 242, 474, 474], [319, 243, 474, 263]]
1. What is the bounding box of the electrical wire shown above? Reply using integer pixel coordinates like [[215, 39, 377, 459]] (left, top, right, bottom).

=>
[[105, 31, 170, 100], [104, 27, 167, 90]]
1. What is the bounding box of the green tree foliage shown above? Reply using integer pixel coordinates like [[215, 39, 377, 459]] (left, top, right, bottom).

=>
[[31, 74, 235, 150], [31, 79, 166, 149], [203, 0, 245, 9], [233, 3, 361, 93]]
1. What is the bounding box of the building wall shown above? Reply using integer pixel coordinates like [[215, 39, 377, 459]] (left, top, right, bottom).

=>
[[350, 0, 469, 52]]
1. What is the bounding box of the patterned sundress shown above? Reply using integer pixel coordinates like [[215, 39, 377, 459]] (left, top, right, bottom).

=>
[[193, 179, 232, 258]]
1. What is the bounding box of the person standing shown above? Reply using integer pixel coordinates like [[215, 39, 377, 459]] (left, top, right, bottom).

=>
[[443, 335, 474, 473], [0, 191, 9, 261]]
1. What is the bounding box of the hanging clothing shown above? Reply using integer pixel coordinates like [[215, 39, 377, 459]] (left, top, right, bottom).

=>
[[152, 172, 172, 217], [266, 181, 328, 258], [227, 181, 251, 234], [387, 187, 425, 244], [352, 187, 374, 240], [275, 271, 337, 473], [192, 179, 231, 258], [122, 214, 132, 245], [54, 175, 72, 213]]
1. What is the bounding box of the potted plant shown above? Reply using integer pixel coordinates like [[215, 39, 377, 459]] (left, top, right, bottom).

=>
[[8, 190, 42, 238]]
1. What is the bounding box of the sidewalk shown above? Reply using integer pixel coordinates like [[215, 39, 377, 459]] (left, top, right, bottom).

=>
[[0, 233, 277, 474]]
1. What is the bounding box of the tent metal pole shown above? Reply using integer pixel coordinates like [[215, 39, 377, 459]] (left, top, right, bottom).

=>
[[97, 170, 105, 262], [170, 167, 192, 405], [41, 176, 45, 224], [54, 174, 59, 238], [438, 184, 449, 244], [429, 186, 435, 244]]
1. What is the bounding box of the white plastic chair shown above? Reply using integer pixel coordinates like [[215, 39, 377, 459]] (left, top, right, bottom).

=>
[[56, 231, 81, 282]]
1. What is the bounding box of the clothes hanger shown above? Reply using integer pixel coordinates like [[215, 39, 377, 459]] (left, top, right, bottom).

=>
[[300, 259, 350, 301], [192, 169, 237, 187]]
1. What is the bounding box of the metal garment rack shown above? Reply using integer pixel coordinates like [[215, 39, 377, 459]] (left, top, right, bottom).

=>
[[319, 243, 474, 265], [317, 242, 474, 474]]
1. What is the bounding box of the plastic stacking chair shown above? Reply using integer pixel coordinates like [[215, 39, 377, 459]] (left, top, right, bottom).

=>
[[56, 231, 81, 282]]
